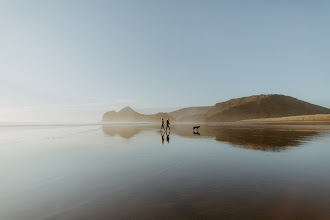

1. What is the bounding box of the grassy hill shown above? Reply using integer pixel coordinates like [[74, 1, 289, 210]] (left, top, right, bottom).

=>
[[204, 94, 330, 122]]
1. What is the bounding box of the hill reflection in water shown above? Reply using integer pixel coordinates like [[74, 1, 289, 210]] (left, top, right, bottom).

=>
[[102, 124, 324, 152]]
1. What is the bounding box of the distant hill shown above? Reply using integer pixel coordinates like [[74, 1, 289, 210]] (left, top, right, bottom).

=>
[[102, 95, 330, 123], [204, 94, 330, 122], [168, 106, 212, 121], [102, 107, 174, 122]]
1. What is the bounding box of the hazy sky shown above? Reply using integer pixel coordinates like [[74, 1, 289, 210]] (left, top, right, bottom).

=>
[[1, 1, 329, 122]]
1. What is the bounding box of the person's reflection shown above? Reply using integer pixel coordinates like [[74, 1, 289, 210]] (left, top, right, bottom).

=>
[[166, 131, 170, 144], [161, 131, 165, 144]]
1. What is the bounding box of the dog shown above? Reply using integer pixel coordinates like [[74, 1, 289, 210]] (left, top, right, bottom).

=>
[[193, 126, 200, 131]]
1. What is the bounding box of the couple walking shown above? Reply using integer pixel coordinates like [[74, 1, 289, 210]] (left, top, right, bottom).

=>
[[161, 118, 170, 131]]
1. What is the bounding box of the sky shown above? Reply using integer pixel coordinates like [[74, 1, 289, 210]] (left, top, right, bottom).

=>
[[0, 0, 329, 122]]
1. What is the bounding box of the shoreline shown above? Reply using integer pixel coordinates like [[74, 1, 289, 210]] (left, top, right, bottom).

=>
[[239, 120, 330, 125]]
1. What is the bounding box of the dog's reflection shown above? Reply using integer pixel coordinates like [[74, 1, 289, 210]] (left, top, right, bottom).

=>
[[161, 131, 170, 144], [193, 131, 200, 135]]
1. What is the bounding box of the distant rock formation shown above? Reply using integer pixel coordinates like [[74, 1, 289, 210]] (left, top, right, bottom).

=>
[[102, 94, 330, 123], [204, 94, 330, 122], [102, 106, 174, 122]]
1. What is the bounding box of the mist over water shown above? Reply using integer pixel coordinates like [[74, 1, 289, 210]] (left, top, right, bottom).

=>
[[1, 124, 330, 219]]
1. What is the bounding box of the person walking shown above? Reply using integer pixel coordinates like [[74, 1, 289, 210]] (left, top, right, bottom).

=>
[[161, 118, 165, 131], [166, 118, 171, 131]]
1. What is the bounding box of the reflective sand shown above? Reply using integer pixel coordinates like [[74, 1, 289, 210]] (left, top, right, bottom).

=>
[[1, 124, 330, 219]]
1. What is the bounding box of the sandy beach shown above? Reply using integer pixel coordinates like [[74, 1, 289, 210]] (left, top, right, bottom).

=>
[[240, 114, 330, 125]]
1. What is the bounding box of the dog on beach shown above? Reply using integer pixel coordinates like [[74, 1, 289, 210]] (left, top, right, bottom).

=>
[[193, 126, 200, 131]]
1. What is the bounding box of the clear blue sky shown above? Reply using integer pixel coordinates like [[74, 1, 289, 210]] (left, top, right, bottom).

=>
[[0, 0, 329, 122]]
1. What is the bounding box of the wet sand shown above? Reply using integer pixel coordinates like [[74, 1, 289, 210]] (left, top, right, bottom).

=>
[[1, 124, 330, 220]]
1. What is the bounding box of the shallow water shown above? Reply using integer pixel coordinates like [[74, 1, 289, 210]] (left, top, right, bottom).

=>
[[1, 124, 330, 220]]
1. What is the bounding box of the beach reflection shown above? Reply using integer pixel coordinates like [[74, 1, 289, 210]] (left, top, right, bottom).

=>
[[160, 130, 171, 144], [102, 124, 155, 138], [102, 124, 323, 151], [203, 126, 321, 152], [2, 124, 330, 220], [161, 131, 165, 144], [166, 131, 170, 144]]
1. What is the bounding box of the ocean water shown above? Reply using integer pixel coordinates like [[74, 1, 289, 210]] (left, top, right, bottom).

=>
[[1, 124, 330, 220]]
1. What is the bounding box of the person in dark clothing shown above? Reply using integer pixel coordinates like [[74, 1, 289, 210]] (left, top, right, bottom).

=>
[[160, 118, 165, 131], [166, 118, 171, 131]]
